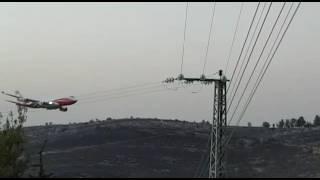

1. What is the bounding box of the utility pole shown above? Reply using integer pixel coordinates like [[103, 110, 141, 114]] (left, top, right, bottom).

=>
[[209, 70, 227, 178], [164, 70, 228, 178], [30, 126, 53, 178]]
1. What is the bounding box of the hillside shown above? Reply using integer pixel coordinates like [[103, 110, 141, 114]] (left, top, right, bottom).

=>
[[22, 118, 320, 178]]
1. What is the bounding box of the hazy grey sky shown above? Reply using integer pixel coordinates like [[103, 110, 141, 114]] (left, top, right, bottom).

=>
[[0, 2, 319, 127]]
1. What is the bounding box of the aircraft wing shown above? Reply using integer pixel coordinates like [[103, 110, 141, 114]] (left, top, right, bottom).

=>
[[2, 91, 21, 99], [2, 91, 39, 103], [6, 100, 35, 108], [22, 98, 39, 103]]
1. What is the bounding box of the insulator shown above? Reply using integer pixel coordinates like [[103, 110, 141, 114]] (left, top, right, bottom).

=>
[[221, 75, 227, 82], [200, 74, 206, 80], [177, 74, 184, 81], [163, 77, 175, 83]]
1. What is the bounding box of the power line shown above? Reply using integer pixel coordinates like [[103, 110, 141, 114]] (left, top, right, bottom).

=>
[[228, 2, 286, 126], [227, 2, 273, 114], [78, 84, 163, 101], [79, 81, 203, 103], [3, 86, 180, 114], [76, 81, 162, 98], [229, 3, 295, 130], [225, 2, 244, 75], [252, 2, 294, 93], [224, 2, 301, 147], [227, 2, 267, 101], [0, 83, 162, 116], [72, 89, 169, 106], [180, 2, 189, 75], [2, 81, 204, 113], [202, 1, 216, 75], [199, 154, 210, 177], [76, 82, 203, 106], [240, 2, 301, 124], [78, 87, 169, 105], [0, 111, 13, 115], [226, 2, 261, 93], [194, 134, 210, 177]]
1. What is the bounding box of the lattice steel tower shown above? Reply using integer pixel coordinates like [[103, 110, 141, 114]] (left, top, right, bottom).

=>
[[209, 70, 227, 178], [163, 69, 228, 178]]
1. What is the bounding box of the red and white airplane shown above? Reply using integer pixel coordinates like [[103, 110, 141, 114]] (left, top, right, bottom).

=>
[[2, 91, 77, 112]]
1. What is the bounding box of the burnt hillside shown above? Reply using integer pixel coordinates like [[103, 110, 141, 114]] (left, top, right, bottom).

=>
[[23, 118, 320, 178]]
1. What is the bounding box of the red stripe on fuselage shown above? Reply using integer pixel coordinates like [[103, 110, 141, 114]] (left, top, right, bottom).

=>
[[52, 98, 77, 106]]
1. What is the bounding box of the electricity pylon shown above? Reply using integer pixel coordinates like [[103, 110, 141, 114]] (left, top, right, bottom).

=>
[[163, 70, 228, 178]]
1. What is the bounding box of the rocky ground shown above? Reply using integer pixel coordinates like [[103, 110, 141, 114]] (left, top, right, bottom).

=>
[[22, 118, 320, 178]]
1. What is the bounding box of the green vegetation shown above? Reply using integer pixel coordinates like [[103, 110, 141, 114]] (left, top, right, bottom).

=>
[[0, 99, 28, 177], [314, 115, 320, 126], [269, 115, 320, 129], [262, 121, 270, 128]]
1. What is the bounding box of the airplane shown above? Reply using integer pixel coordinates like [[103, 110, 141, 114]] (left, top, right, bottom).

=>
[[1, 91, 77, 112]]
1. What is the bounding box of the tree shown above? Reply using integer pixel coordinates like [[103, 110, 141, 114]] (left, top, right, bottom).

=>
[[296, 116, 306, 127], [278, 119, 285, 128], [290, 118, 297, 128], [0, 91, 29, 177], [262, 121, 270, 128], [248, 122, 252, 127], [305, 121, 312, 128], [285, 119, 290, 128], [314, 115, 320, 126]]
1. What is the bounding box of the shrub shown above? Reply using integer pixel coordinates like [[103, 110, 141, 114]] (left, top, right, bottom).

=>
[[0, 95, 28, 177], [262, 121, 270, 128]]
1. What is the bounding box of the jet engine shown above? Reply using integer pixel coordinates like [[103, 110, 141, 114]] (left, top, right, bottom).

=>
[[59, 107, 68, 112]]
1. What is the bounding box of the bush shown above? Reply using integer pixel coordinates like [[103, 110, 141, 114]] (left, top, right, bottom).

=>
[[305, 122, 312, 128], [262, 121, 270, 128], [0, 97, 28, 177], [278, 119, 284, 128], [285, 119, 290, 128], [296, 116, 306, 127], [314, 115, 320, 126], [290, 118, 297, 128]]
